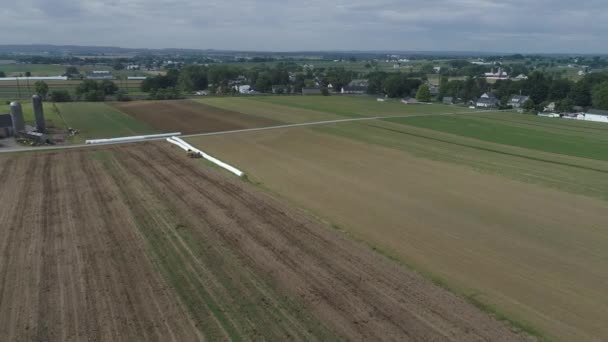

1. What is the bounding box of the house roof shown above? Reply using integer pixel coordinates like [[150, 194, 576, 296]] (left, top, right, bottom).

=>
[[342, 85, 368, 91], [0, 114, 12, 128], [509, 95, 529, 103], [477, 97, 500, 104], [587, 109, 608, 116]]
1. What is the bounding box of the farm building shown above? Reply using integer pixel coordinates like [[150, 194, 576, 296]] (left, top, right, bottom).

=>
[[236, 85, 253, 94], [484, 68, 509, 80], [86, 71, 114, 80], [476, 93, 500, 108], [508, 95, 530, 108], [544, 102, 557, 112], [0, 114, 13, 138], [513, 74, 528, 81], [341, 85, 368, 94], [584, 109, 608, 123]]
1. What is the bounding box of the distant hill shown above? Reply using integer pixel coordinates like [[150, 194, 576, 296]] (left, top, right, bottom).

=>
[[0, 44, 506, 58]]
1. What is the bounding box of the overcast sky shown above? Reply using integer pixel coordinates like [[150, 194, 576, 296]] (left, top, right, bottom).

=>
[[1, 0, 606, 53]]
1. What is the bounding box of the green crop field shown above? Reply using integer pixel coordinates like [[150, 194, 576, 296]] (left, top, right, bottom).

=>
[[249, 95, 474, 118], [54, 102, 158, 143], [0, 63, 66, 76], [0, 63, 150, 77], [387, 112, 608, 161], [187, 97, 608, 341], [0, 79, 144, 100]]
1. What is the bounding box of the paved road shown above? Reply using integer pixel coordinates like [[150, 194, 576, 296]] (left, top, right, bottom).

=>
[[0, 109, 503, 154]]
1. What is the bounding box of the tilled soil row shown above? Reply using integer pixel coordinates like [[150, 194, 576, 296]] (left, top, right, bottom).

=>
[[0, 143, 528, 341]]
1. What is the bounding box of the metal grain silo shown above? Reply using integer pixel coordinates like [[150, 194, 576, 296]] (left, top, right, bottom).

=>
[[9, 102, 25, 134], [32, 95, 45, 133]]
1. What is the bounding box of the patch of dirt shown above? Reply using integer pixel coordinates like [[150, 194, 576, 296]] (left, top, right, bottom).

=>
[[0, 143, 529, 341], [111, 100, 279, 134]]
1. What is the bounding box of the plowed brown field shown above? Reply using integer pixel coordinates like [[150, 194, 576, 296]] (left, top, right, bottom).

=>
[[111, 100, 278, 134], [0, 143, 526, 341]]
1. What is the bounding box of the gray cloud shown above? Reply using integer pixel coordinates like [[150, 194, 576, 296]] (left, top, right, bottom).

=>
[[0, 0, 606, 53]]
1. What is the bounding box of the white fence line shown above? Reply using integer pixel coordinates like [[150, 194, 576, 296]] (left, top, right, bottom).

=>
[[86, 132, 181, 145], [0, 76, 68, 81], [166, 136, 245, 177]]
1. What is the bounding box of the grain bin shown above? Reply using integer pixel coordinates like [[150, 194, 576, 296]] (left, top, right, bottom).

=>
[[32, 95, 45, 133], [9, 102, 25, 134]]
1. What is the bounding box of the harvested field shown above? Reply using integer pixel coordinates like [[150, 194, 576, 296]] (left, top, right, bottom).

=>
[[0, 143, 526, 341], [112, 100, 279, 134], [188, 125, 608, 341], [196, 97, 342, 123]]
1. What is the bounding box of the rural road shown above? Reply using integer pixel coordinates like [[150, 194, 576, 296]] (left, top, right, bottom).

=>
[[0, 109, 505, 154]]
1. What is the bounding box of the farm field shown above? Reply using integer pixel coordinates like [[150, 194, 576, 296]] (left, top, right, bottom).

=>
[[187, 112, 608, 341], [54, 102, 157, 143], [0, 142, 525, 341], [0, 101, 155, 143], [0, 63, 149, 78], [0, 102, 65, 130], [0, 63, 66, 76], [195, 97, 343, 123], [388, 112, 608, 161], [111, 100, 279, 134], [250, 95, 473, 118], [0, 79, 143, 100]]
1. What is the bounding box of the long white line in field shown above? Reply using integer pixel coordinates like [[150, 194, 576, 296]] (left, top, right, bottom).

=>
[[181, 108, 505, 138], [0, 109, 508, 154]]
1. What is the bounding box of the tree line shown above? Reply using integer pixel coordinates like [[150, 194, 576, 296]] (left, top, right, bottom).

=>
[[439, 71, 608, 111], [140, 64, 357, 96]]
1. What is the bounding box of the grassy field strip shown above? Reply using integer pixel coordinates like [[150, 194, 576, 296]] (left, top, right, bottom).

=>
[[316, 120, 608, 200], [54, 103, 158, 143], [251, 96, 474, 118], [187, 127, 608, 341], [387, 114, 608, 161], [462, 112, 608, 134], [0, 108, 502, 154]]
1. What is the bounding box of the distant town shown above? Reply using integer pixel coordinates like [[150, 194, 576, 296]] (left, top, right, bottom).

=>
[[1, 46, 608, 126]]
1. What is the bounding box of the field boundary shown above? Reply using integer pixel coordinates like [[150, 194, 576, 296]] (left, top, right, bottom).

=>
[[0, 108, 506, 154]]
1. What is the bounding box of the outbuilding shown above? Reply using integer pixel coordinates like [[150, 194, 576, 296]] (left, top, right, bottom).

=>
[[584, 109, 608, 123], [476, 93, 500, 108], [0, 114, 13, 138]]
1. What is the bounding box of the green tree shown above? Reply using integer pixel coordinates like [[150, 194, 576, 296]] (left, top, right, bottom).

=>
[[0, 71, 5, 77], [592, 81, 608, 110], [416, 84, 431, 102], [100, 80, 118, 95], [522, 71, 549, 104], [34, 81, 49, 98], [25, 71, 31, 77], [113, 62, 125, 70], [321, 87, 330, 96], [178, 65, 208, 92], [50, 90, 71, 102], [65, 66, 79, 75], [523, 98, 536, 112], [557, 98, 574, 112]]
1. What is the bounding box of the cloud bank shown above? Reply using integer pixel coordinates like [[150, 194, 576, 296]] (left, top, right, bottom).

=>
[[0, 0, 605, 53]]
